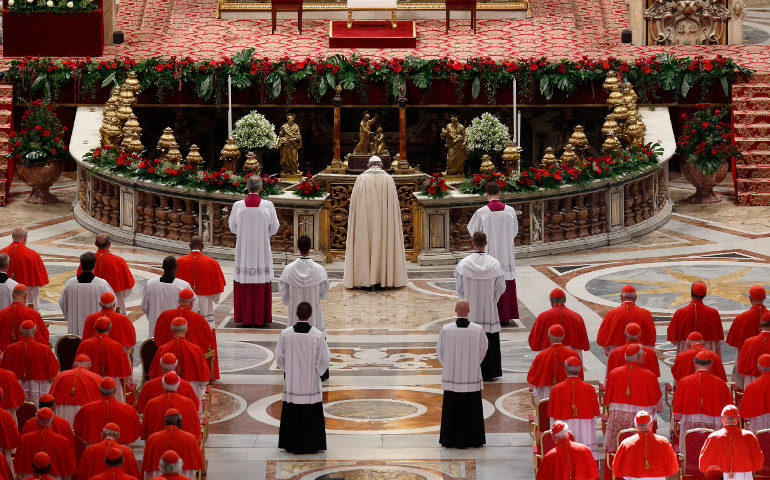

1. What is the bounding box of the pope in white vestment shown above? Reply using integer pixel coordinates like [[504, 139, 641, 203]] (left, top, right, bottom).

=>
[[141, 256, 198, 335], [59, 252, 113, 336], [343, 157, 408, 289]]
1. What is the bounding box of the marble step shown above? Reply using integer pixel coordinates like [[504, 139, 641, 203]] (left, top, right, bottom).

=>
[[733, 110, 770, 125], [737, 178, 770, 192], [736, 151, 770, 165], [735, 165, 770, 179], [734, 137, 770, 151], [737, 192, 770, 205], [734, 123, 770, 137], [733, 97, 770, 111], [733, 83, 770, 98]]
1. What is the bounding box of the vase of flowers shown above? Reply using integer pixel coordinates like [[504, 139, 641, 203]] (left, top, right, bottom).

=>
[[232, 111, 278, 167], [292, 174, 323, 199], [419, 173, 450, 199], [257, 173, 283, 198], [9, 99, 68, 204], [466, 113, 510, 172], [677, 103, 741, 203]]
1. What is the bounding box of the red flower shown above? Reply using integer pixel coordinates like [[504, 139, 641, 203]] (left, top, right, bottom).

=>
[[54, 137, 60, 142], [172, 169, 179, 175], [149, 167, 155, 173], [14, 141, 20, 147], [43, 130, 50, 137], [51, 148, 56, 154], [35, 125, 41, 131], [218, 180, 223, 185], [525, 179, 534, 186], [156, 63, 165, 71], [711, 149, 717, 155], [715, 110, 721, 115], [554, 174, 562, 180]]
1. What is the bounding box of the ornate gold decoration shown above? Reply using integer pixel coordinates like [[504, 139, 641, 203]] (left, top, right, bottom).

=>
[[100, 113, 122, 148], [353, 112, 379, 155], [393, 153, 415, 175], [560, 144, 579, 167], [602, 114, 620, 137], [104, 87, 121, 117], [115, 85, 135, 124], [623, 83, 638, 109], [125, 71, 142, 95], [500, 140, 521, 176], [540, 147, 558, 170], [166, 141, 183, 165], [185, 144, 204, 168], [120, 132, 144, 156], [122, 113, 142, 137], [479, 154, 495, 174], [220, 137, 241, 172], [397, 184, 415, 250], [276, 114, 302, 175], [607, 85, 626, 107], [441, 116, 468, 175], [243, 151, 262, 175], [602, 135, 621, 154], [568, 125, 589, 164], [157, 127, 177, 160], [602, 70, 620, 92], [644, 0, 730, 46]]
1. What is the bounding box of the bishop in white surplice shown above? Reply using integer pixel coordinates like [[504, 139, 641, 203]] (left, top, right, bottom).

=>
[[0, 253, 18, 311], [59, 252, 113, 336], [279, 236, 330, 332], [141, 256, 198, 335]]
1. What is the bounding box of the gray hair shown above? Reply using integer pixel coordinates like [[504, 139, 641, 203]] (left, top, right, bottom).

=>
[[159, 458, 184, 475], [760, 364, 770, 374], [565, 364, 581, 377], [37, 416, 53, 427], [73, 360, 92, 368], [625, 351, 644, 363], [0, 253, 9, 270], [99, 299, 117, 310], [99, 386, 117, 396], [20, 326, 35, 337], [11, 226, 27, 242], [170, 323, 188, 334], [548, 331, 565, 344], [722, 415, 739, 425], [635, 421, 652, 430], [368, 156, 383, 167], [620, 292, 637, 302], [551, 296, 567, 305], [694, 357, 713, 369], [247, 175, 262, 193], [102, 427, 120, 439], [553, 426, 569, 440]]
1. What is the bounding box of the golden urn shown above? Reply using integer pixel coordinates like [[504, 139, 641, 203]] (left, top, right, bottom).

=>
[[122, 113, 142, 137], [606, 85, 625, 107], [220, 137, 241, 172], [125, 72, 142, 95], [243, 151, 262, 176], [612, 103, 629, 122], [622, 84, 638, 109], [119, 84, 137, 107], [105, 87, 121, 113], [568, 125, 589, 162], [100, 115, 122, 148], [116, 88, 134, 124], [479, 154, 495, 174], [166, 141, 183, 165], [185, 144, 204, 168], [500, 141, 521, 176], [541, 147, 558, 170], [121, 133, 144, 156], [602, 70, 620, 92], [157, 127, 177, 159], [602, 135, 621, 155], [560, 144, 579, 167], [602, 114, 620, 137]]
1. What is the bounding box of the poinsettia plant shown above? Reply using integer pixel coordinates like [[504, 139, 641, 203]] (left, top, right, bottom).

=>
[[459, 171, 509, 195], [677, 103, 741, 175], [8, 99, 69, 166], [418, 173, 450, 199], [292, 175, 323, 199]]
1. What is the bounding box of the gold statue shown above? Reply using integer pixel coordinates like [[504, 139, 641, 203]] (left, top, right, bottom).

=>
[[276, 114, 303, 175], [353, 112, 378, 155], [441, 116, 468, 176], [372, 127, 389, 156]]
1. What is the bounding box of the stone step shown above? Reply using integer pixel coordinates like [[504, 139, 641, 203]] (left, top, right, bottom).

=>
[[733, 83, 770, 98], [733, 97, 770, 111], [737, 192, 770, 205], [735, 165, 770, 179], [733, 111, 770, 125]]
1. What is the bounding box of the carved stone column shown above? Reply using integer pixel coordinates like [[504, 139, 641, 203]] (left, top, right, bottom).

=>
[[212, 204, 224, 247], [325, 85, 345, 173], [92, 179, 103, 221], [518, 203, 530, 246], [167, 198, 183, 241], [624, 184, 635, 227], [587, 192, 601, 236], [574, 194, 589, 237], [180, 200, 198, 243], [560, 197, 577, 240], [546, 199, 563, 242], [109, 184, 120, 227], [598, 192, 608, 233], [142, 193, 157, 236], [155, 195, 170, 238], [632, 181, 643, 224], [222, 206, 237, 248], [135, 191, 146, 233]]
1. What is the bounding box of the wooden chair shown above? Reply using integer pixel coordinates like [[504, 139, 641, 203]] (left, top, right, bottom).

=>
[[532, 429, 575, 474], [527, 395, 549, 446], [54, 334, 82, 372], [665, 383, 683, 442], [755, 429, 770, 477], [598, 383, 609, 435], [139, 338, 158, 387], [606, 428, 637, 480], [16, 402, 37, 435], [271, 0, 303, 34], [445, 0, 476, 34], [675, 428, 714, 480]]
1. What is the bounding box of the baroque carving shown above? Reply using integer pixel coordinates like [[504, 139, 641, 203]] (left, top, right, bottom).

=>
[[644, 0, 729, 45]]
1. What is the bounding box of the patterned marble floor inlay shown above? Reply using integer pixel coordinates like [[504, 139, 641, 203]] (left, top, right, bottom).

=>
[[270, 460, 473, 480]]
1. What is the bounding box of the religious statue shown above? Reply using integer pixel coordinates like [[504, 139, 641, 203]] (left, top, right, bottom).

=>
[[353, 112, 379, 155], [276, 114, 303, 175], [441, 116, 468, 176], [372, 127, 389, 156]]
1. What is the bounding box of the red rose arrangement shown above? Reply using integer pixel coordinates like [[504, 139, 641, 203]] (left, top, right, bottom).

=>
[[460, 171, 509, 195], [292, 174, 323, 199], [677, 102, 741, 175], [8, 99, 68, 166], [419, 173, 450, 199]]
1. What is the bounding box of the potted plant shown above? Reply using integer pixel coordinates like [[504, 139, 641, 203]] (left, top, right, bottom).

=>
[[418, 173, 451, 199], [8, 99, 68, 204], [292, 174, 323, 199], [232, 111, 278, 170], [465, 113, 510, 174], [677, 103, 741, 203]]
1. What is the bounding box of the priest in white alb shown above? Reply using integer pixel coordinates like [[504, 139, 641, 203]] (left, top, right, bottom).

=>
[[0, 254, 18, 311], [229, 175, 279, 327], [141, 256, 198, 335], [343, 156, 408, 289], [279, 235, 330, 332], [59, 252, 113, 336]]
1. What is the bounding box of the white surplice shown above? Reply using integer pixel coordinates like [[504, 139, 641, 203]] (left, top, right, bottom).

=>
[[114, 288, 131, 315], [550, 417, 599, 460], [279, 257, 330, 332], [140, 278, 199, 336], [467, 204, 519, 281], [228, 198, 279, 285], [59, 276, 113, 335], [454, 252, 505, 334], [275, 324, 331, 404], [0, 277, 18, 311], [197, 293, 221, 328], [27, 286, 40, 311], [436, 320, 488, 392]]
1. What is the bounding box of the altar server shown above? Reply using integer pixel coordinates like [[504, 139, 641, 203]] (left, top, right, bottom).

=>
[[77, 233, 135, 314], [21, 394, 75, 451], [739, 354, 770, 432], [141, 372, 200, 440], [527, 324, 582, 403], [48, 354, 102, 425], [736, 311, 770, 388], [467, 181, 519, 326], [0, 284, 48, 352], [612, 411, 678, 480], [597, 285, 656, 356], [672, 350, 732, 451], [134, 353, 198, 414], [605, 323, 660, 383], [547, 356, 600, 460], [0, 320, 58, 404], [229, 175, 279, 327], [83, 292, 136, 354], [142, 414, 203, 480], [437, 300, 487, 449], [342, 156, 408, 289], [454, 231, 505, 381], [60, 252, 113, 336], [728, 285, 767, 387], [89, 448, 138, 480], [528, 288, 589, 360], [73, 378, 140, 447], [77, 423, 140, 480], [0, 367, 25, 424], [535, 421, 599, 480], [667, 281, 723, 356], [279, 235, 330, 332], [672, 332, 727, 383], [176, 236, 226, 327], [0, 226, 48, 310], [699, 405, 764, 479], [141, 257, 198, 335], [14, 409, 76, 480], [276, 302, 330, 454], [75, 316, 132, 402], [0, 254, 18, 311], [0, 388, 19, 472]]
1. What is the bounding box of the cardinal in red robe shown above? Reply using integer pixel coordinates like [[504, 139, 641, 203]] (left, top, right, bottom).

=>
[[149, 318, 211, 406], [667, 281, 723, 357], [77, 233, 135, 314], [536, 420, 598, 480], [134, 353, 199, 414], [0, 387, 19, 473], [0, 284, 48, 351], [699, 405, 764, 478], [24, 452, 59, 480], [528, 288, 590, 358], [605, 323, 660, 383], [612, 410, 678, 479], [0, 227, 49, 310], [141, 373, 201, 440], [14, 408, 76, 478], [0, 320, 59, 404], [83, 292, 137, 350], [73, 378, 141, 446], [142, 413, 203, 480], [729, 285, 768, 390], [75, 316, 133, 402], [0, 452, 12, 480], [88, 447, 138, 480], [739, 353, 770, 432], [21, 394, 76, 451], [176, 236, 226, 326], [527, 324, 582, 403], [0, 367, 25, 422], [672, 332, 727, 383], [48, 354, 102, 425], [77, 423, 140, 480], [736, 312, 770, 389], [597, 285, 656, 356]]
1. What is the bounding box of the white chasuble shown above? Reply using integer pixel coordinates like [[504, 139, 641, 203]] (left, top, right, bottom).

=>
[[275, 324, 331, 404], [342, 166, 408, 288], [0, 278, 17, 312], [59, 275, 113, 336], [228, 199, 280, 285], [279, 258, 330, 332], [141, 278, 199, 335], [467, 205, 519, 280], [436, 321, 488, 392], [454, 253, 505, 334]]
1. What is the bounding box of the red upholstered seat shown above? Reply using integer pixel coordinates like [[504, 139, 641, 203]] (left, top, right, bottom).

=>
[[680, 429, 713, 477], [756, 430, 770, 477]]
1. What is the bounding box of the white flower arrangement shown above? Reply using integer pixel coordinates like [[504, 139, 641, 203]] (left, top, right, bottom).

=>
[[67, 2, 74, 7], [232, 111, 278, 152], [466, 112, 511, 155], [46, 1, 53, 6], [8, 1, 14, 5]]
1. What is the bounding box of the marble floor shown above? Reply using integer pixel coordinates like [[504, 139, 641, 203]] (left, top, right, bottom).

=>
[[7, 172, 770, 480]]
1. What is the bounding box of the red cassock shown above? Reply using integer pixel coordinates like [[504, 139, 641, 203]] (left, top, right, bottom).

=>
[[0, 367, 25, 410], [14, 428, 76, 476], [134, 376, 199, 414], [76, 250, 135, 293], [672, 371, 732, 416], [83, 309, 137, 349], [90, 466, 139, 480], [77, 438, 140, 480], [0, 454, 11, 480], [737, 332, 770, 377], [73, 396, 141, 445], [150, 474, 192, 480], [527, 343, 584, 387], [671, 345, 727, 382], [75, 334, 133, 378], [149, 338, 210, 383], [0, 408, 19, 450], [141, 392, 201, 440], [612, 431, 679, 477], [0, 302, 49, 351], [154, 307, 218, 379], [667, 300, 724, 343], [547, 377, 600, 420], [141, 426, 203, 477], [528, 305, 590, 351], [740, 372, 770, 418], [0, 241, 49, 287], [176, 251, 226, 296], [21, 413, 76, 450], [603, 362, 662, 407], [49, 366, 103, 406], [597, 302, 657, 348], [606, 341, 660, 378], [699, 425, 764, 474], [0, 337, 59, 380], [728, 304, 768, 349], [536, 438, 599, 480]]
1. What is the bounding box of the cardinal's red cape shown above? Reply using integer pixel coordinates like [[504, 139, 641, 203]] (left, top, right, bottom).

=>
[[672, 371, 732, 416], [83, 309, 137, 349], [547, 377, 600, 420], [737, 332, 770, 377], [22, 413, 76, 450], [14, 428, 76, 476], [0, 454, 11, 480], [134, 376, 199, 414], [728, 304, 769, 349], [141, 392, 201, 440], [699, 425, 764, 474], [77, 249, 135, 292], [603, 362, 662, 407], [612, 431, 678, 477], [49, 366, 103, 406], [149, 474, 192, 480], [176, 251, 225, 296], [76, 438, 140, 480], [527, 343, 583, 387], [606, 341, 660, 378], [671, 344, 727, 382], [90, 467, 139, 480], [0, 337, 59, 380], [667, 299, 724, 342], [141, 426, 203, 477], [154, 306, 218, 379], [597, 302, 656, 347], [0, 367, 25, 409], [73, 396, 141, 445], [536, 438, 599, 480], [0, 241, 48, 287], [0, 408, 19, 450], [75, 333, 132, 378], [740, 372, 770, 418], [528, 305, 590, 351], [149, 338, 210, 383], [0, 302, 48, 351]]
